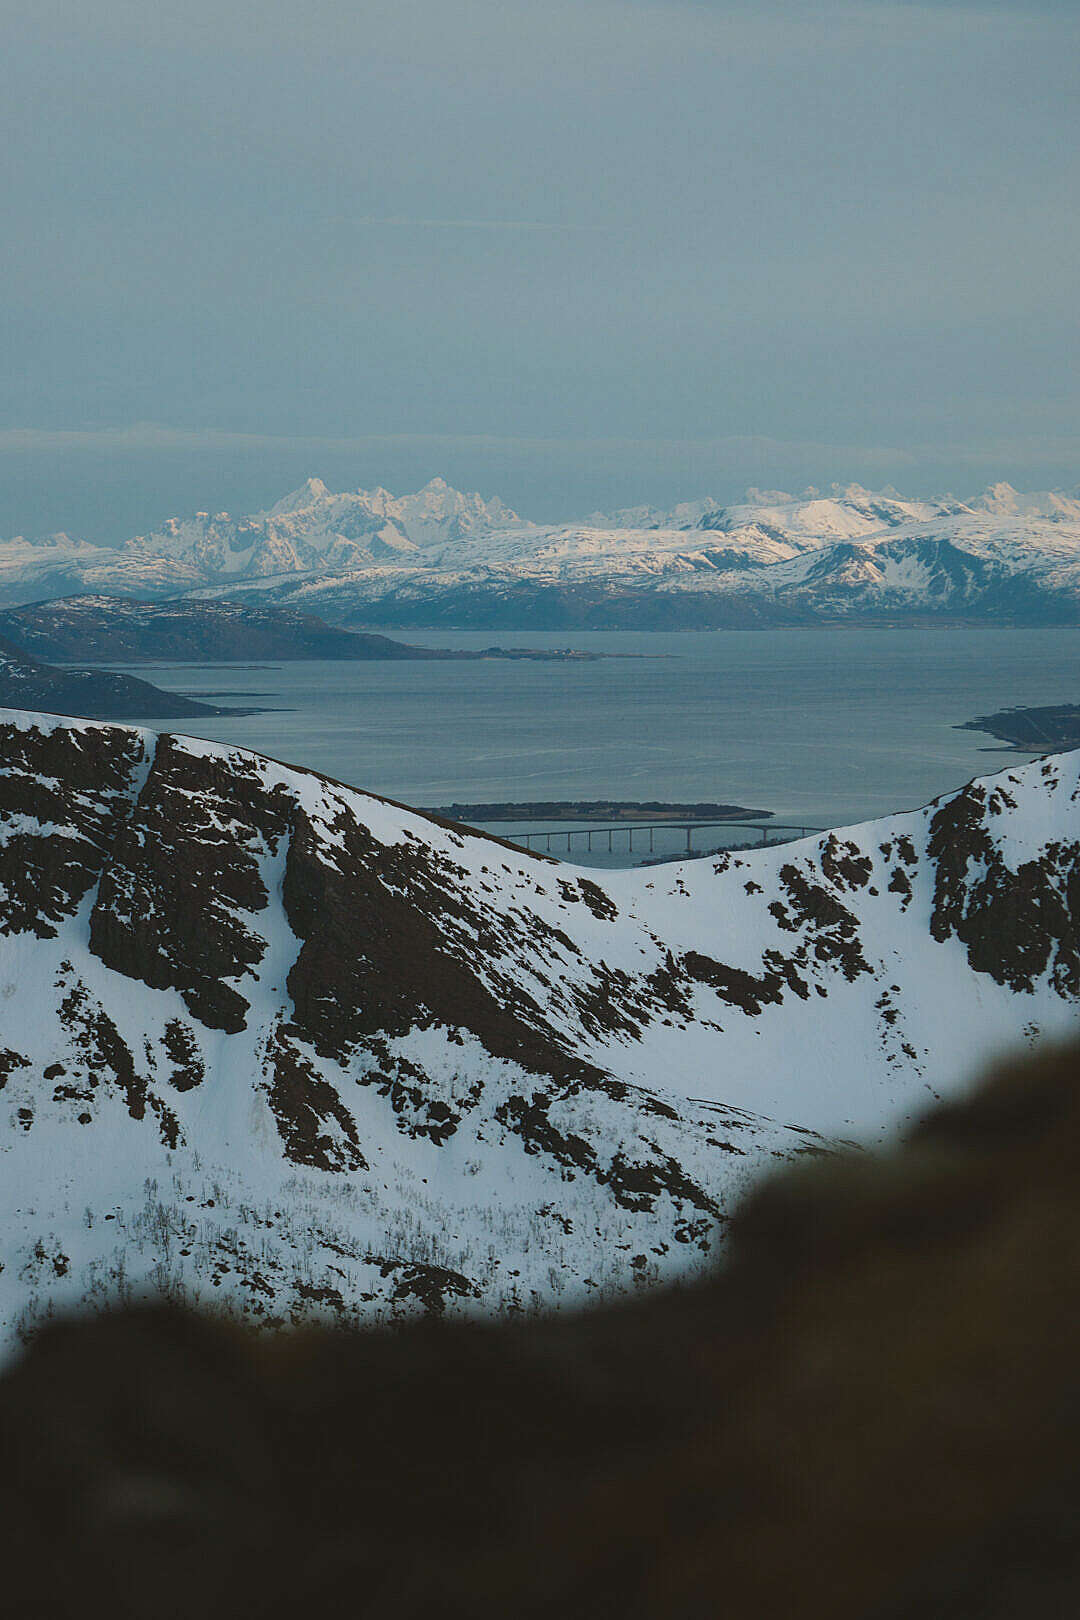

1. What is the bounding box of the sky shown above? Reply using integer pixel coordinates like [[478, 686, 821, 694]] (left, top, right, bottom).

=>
[[1, 0, 1078, 538]]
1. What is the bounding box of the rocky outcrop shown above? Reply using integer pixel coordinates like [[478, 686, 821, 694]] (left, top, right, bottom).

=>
[[0, 712, 1075, 1343]]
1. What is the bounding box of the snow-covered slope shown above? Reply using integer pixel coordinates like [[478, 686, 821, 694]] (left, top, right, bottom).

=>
[[127, 476, 527, 584], [0, 711, 1076, 1344], [260, 482, 1080, 628], [1, 479, 1079, 623], [197, 479, 1080, 628], [0, 532, 136, 607], [972, 481, 1080, 521]]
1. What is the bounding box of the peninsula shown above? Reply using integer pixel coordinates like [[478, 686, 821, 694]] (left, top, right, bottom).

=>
[[958, 704, 1080, 752], [0, 641, 250, 721], [0, 597, 602, 665]]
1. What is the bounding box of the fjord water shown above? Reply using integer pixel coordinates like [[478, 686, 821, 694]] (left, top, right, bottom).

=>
[[109, 626, 1079, 865]]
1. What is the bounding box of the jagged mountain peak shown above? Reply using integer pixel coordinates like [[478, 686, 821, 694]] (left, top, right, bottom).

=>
[[972, 481, 1080, 521], [266, 476, 333, 515], [0, 478, 1079, 621]]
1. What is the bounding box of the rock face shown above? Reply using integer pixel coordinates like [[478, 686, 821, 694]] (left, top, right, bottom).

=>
[[2, 1037, 1080, 1620], [0, 710, 1076, 1343]]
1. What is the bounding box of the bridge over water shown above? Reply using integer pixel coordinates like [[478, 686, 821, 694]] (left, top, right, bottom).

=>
[[504, 818, 825, 857]]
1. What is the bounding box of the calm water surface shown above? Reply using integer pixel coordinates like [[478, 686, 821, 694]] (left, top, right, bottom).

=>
[[108, 627, 1080, 866]]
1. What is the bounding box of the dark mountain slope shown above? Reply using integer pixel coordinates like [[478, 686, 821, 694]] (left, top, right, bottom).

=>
[[0, 597, 456, 663], [0, 596, 597, 663], [0, 711, 1075, 1344], [0, 640, 239, 720]]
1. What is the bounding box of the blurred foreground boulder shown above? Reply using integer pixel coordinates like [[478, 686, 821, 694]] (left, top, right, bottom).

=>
[[2, 1038, 1079, 1619]]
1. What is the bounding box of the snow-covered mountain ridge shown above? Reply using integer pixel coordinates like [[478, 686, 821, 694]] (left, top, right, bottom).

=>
[[0, 710, 1076, 1343], [232, 479, 1080, 628], [1, 478, 1079, 624], [0, 478, 528, 606]]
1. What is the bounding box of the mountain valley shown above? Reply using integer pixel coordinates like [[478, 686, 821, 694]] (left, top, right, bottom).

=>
[[0, 709, 1075, 1345]]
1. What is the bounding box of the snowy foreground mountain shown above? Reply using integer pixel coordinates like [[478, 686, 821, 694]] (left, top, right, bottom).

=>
[[0, 713, 1076, 1343], [2, 478, 1080, 625]]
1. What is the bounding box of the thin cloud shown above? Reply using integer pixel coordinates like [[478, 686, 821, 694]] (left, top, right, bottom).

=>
[[345, 216, 605, 233], [0, 425, 913, 458], [2, 425, 1077, 474]]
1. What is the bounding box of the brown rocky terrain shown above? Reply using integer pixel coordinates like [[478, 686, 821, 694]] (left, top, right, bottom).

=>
[[0, 713, 1076, 1345]]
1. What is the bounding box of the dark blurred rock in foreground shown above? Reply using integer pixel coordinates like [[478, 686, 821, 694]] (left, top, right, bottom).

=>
[[2, 1038, 1079, 1619]]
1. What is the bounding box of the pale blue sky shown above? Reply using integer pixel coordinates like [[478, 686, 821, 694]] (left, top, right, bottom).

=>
[[2, 0, 1077, 535]]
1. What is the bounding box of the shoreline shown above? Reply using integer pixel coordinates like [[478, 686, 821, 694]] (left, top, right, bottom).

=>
[[423, 800, 774, 824]]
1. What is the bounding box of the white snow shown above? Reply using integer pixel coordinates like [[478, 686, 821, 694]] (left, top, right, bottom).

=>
[[0, 711, 1075, 1348], [1, 479, 1078, 620]]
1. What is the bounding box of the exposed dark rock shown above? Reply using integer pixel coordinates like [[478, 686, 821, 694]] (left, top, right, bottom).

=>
[[887, 865, 913, 907], [89, 736, 294, 1032], [0, 1049, 30, 1089], [280, 806, 606, 1085], [819, 834, 874, 892], [262, 1027, 366, 1173], [0, 718, 147, 938], [928, 784, 1080, 993], [163, 1020, 206, 1092], [59, 981, 134, 1113], [0, 712, 1076, 1356], [683, 951, 786, 1015], [378, 1260, 480, 1315], [354, 1047, 476, 1145], [769, 862, 872, 981]]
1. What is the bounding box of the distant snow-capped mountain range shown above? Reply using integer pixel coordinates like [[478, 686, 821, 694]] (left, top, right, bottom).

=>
[[0, 709, 1076, 1342], [2, 476, 1080, 626]]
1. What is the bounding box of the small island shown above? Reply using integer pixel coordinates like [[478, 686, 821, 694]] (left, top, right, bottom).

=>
[[958, 704, 1080, 752], [422, 799, 773, 823]]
